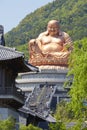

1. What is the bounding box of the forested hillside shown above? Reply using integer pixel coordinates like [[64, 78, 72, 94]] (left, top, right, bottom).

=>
[[5, 0, 87, 47]]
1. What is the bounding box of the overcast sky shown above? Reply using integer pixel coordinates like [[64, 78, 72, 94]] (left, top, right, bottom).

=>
[[0, 0, 53, 33]]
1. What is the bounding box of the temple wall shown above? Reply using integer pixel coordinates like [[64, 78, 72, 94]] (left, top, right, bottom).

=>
[[16, 66, 70, 100], [0, 108, 19, 130]]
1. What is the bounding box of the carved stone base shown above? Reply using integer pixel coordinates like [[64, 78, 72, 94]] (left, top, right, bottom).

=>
[[29, 57, 68, 67]]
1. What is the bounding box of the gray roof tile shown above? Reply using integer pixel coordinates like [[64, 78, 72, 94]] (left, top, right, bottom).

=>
[[19, 85, 56, 122], [0, 45, 39, 72], [0, 45, 24, 60]]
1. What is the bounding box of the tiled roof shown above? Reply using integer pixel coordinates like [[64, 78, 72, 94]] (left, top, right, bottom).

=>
[[19, 85, 56, 122], [0, 45, 24, 60], [0, 45, 39, 72]]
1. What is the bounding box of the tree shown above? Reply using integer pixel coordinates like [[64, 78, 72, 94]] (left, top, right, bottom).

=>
[[19, 124, 42, 130], [51, 38, 87, 130], [67, 38, 87, 118], [54, 101, 73, 121], [49, 121, 66, 130], [0, 117, 15, 130]]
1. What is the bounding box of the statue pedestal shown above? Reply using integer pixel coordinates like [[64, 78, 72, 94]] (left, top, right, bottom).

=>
[[16, 66, 70, 109]]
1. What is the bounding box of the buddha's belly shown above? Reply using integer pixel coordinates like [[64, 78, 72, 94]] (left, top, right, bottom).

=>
[[41, 43, 63, 54]]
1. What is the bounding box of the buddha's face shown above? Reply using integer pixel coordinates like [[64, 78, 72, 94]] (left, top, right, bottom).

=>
[[47, 20, 59, 36]]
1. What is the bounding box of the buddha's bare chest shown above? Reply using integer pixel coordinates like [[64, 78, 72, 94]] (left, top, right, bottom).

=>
[[41, 36, 64, 45], [40, 36, 65, 52]]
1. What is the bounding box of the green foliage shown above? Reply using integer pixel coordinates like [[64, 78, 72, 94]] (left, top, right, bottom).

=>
[[50, 37, 87, 130], [49, 101, 67, 130], [49, 121, 66, 130], [54, 101, 74, 122], [15, 43, 29, 60], [0, 117, 42, 130], [19, 124, 42, 130], [67, 38, 87, 117], [5, 0, 87, 47], [67, 119, 87, 130], [54, 100, 87, 130], [0, 117, 15, 130]]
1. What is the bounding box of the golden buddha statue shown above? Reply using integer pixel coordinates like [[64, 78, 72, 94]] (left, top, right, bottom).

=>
[[28, 20, 73, 66]]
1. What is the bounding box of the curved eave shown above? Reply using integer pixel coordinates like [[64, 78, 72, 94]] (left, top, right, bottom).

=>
[[0, 57, 39, 73]]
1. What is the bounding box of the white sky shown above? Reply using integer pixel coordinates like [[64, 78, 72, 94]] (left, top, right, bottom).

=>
[[0, 0, 53, 33]]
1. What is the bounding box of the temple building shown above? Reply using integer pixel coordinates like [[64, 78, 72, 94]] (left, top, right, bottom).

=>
[[0, 25, 38, 129], [0, 45, 38, 129]]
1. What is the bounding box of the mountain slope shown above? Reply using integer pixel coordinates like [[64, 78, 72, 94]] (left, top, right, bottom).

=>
[[5, 0, 87, 47]]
